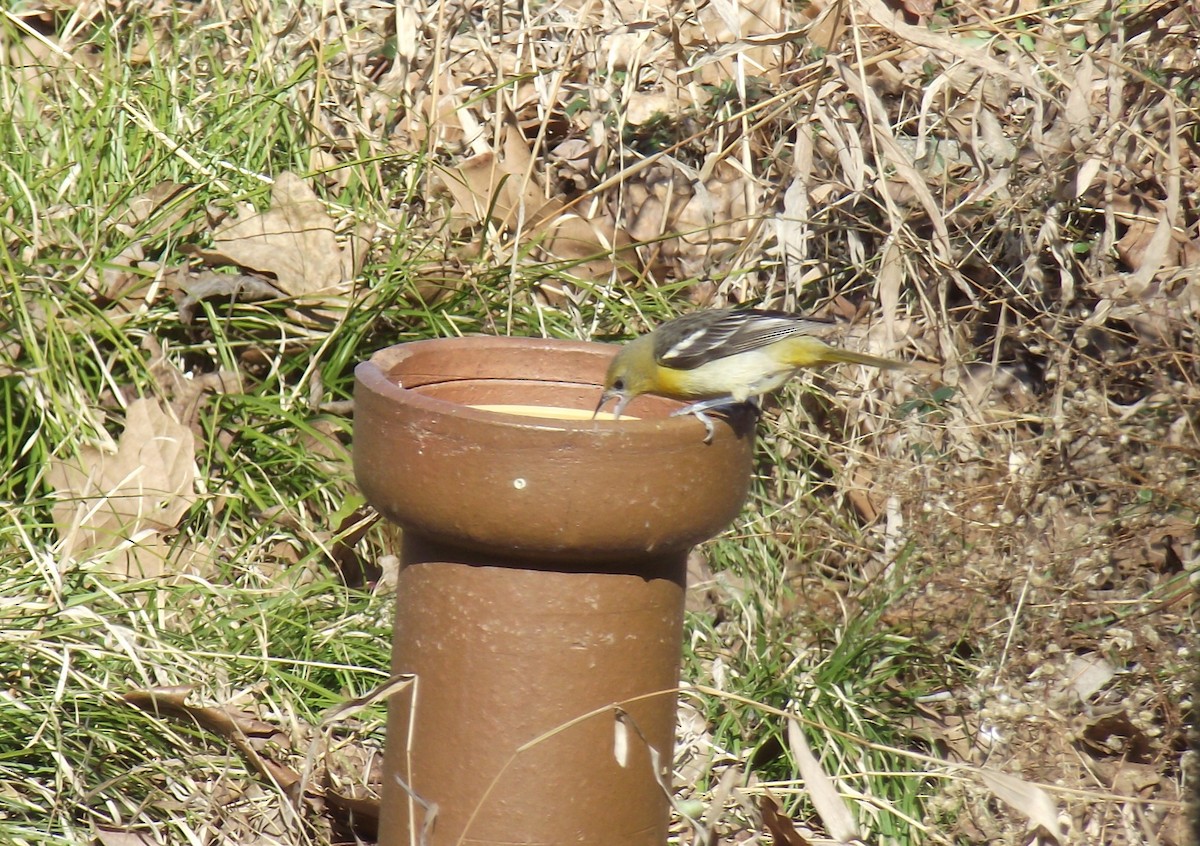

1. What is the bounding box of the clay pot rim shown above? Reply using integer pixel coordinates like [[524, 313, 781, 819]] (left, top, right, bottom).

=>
[[357, 335, 705, 439], [354, 335, 756, 559]]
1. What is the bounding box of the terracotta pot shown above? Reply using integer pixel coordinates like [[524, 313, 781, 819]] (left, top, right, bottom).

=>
[[354, 336, 754, 846]]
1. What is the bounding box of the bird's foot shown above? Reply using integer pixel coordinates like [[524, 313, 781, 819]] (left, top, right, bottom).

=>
[[670, 398, 748, 444]]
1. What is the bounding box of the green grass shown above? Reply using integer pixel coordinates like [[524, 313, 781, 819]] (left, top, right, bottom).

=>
[[0, 558, 391, 845], [686, 506, 951, 836], [1, 7, 400, 842]]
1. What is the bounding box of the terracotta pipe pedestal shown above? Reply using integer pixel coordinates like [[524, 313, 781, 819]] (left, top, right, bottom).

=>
[[354, 336, 754, 846]]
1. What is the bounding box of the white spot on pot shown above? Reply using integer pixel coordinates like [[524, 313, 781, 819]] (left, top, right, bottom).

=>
[[513, 477, 527, 490]]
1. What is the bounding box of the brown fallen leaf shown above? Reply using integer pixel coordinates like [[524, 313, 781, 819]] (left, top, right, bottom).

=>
[[141, 334, 243, 438], [1114, 201, 1198, 285], [328, 507, 380, 588], [92, 182, 202, 306], [675, 0, 787, 85], [170, 267, 286, 324], [435, 125, 639, 281], [324, 788, 380, 841], [98, 240, 147, 304], [93, 829, 159, 846], [124, 685, 299, 792], [112, 180, 198, 241], [48, 398, 197, 578], [189, 172, 373, 298], [757, 794, 813, 846], [1079, 711, 1153, 764], [845, 462, 882, 523], [897, 0, 935, 20], [977, 768, 1066, 842], [787, 719, 859, 842]]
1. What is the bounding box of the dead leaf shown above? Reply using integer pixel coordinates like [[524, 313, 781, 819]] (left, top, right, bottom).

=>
[[1064, 54, 1098, 143], [1075, 157, 1104, 198], [757, 794, 812, 846], [860, 0, 1042, 92], [675, 0, 787, 84], [171, 268, 286, 324], [835, 60, 952, 263], [776, 139, 813, 294], [112, 181, 198, 241], [141, 334, 242, 436], [669, 160, 751, 275], [801, 0, 846, 52], [1053, 652, 1115, 704], [625, 91, 686, 126], [94, 829, 159, 846], [845, 463, 882, 523], [786, 719, 859, 842], [125, 686, 299, 790], [99, 241, 147, 303], [194, 172, 372, 298], [324, 788, 380, 841], [899, 708, 985, 763], [977, 768, 1066, 841], [328, 507, 380, 588], [48, 398, 197, 577], [898, 0, 935, 18], [98, 182, 201, 305], [1078, 712, 1152, 763], [434, 126, 638, 281]]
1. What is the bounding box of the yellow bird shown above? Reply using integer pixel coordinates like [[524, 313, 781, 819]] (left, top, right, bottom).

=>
[[595, 308, 908, 442]]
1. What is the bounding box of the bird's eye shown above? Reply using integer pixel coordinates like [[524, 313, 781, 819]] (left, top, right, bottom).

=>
[[612, 378, 625, 391]]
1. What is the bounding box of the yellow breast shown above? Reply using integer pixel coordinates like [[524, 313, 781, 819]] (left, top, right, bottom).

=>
[[661, 349, 799, 401]]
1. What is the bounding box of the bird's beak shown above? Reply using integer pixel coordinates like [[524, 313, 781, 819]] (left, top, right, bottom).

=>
[[593, 390, 615, 420], [593, 390, 630, 421]]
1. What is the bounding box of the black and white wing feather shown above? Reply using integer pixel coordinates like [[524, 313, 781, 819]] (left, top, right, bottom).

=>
[[653, 309, 834, 370]]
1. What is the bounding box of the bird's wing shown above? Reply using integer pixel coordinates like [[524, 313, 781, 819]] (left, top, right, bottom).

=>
[[655, 310, 834, 369]]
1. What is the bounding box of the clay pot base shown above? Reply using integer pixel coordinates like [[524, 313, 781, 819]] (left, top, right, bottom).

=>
[[354, 337, 754, 845]]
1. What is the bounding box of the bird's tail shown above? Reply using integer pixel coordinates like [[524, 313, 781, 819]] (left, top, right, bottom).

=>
[[825, 348, 909, 370]]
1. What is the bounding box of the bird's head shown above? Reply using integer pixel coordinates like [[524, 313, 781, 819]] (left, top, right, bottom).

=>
[[594, 335, 658, 420]]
